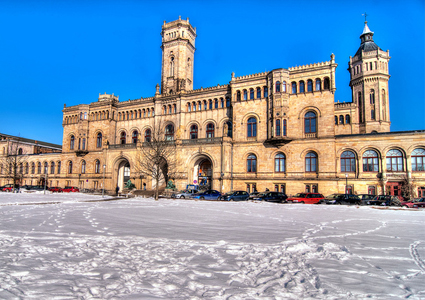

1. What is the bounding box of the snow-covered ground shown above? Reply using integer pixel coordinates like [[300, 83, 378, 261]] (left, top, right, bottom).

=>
[[0, 193, 424, 299]]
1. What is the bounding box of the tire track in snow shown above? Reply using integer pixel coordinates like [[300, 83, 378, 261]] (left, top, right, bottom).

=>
[[410, 241, 425, 273]]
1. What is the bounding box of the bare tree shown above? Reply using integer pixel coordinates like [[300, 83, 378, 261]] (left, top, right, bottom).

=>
[[0, 137, 29, 192], [400, 174, 416, 201], [135, 121, 177, 200]]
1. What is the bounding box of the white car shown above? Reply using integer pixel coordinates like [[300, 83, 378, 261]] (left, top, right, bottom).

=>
[[171, 189, 199, 199]]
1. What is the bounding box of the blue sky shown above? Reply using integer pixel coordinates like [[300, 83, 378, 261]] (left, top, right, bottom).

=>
[[1, 0, 424, 145]]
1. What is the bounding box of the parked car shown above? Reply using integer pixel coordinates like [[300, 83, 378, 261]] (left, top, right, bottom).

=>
[[31, 185, 47, 191], [248, 191, 260, 200], [48, 187, 63, 193], [252, 192, 287, 203], [171, 189, 199, 199], [62, 186, 80, 193], [369, 195, 402, 206], [357, 194, 376, 205], [412, 197, 425, 208], [19, 185, 35, 193], [324, 193, 361, 205], [191, 190, 221, 200], [287, 193, 324, 204], [219, 191, 250, 201], [1, 184, 19, 192]]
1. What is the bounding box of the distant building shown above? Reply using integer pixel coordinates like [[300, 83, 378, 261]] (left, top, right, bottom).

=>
[[1, 17, 424, 198]]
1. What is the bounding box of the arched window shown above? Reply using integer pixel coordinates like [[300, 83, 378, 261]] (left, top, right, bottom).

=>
[[237, 90, 241, 101], [19, 163, 23, 174], [283, 119, 287, 136], [299, 81, 305, 93], [70, 135, 75, 150], [169, 105, 173, 114], [247, 117, 257, 137], [220, 98, 224, 108], [345, 115, 350, 124], [263, 86, 268, 97], [95, 160, 100, 174], [120, 132, 126, 144], [190, 125, 198, 139], [18, 148, 23, 155], [304, 112, 317, 133], [315, 79, 321, 91], [37, 162, 42, 174], [198, 101, 201, 111], [370, 89, 375, 104], [305, 152, 318, 172], [31, 162, 35, 174], [275, 153, 285, 173], [362, 150, 379, 172], [307, 79, 313, 92], [341, 151, 356, 172], [165, 124, 174, 141], [206, 123, 215, 138], [335, 116, 338, 125], [247, 154, 257, 173], [323, 77, 330, 90], [250, 88, 254, 99], [81, 160, 86, 174], [25, 163, 29, 174], [256, 87, 261, 99], [209, 100, 212, 109], [50, 162, 55, 174], [386, 149, 403, 172], [187, 103, 191, 112], [192, 102, 196, 111], [81, 138, 86, 150], [282, 81, 286, 92], [214, 99, 218, 109], [57, 161, 61, 174], [170, 56, 175, 76], [339, 115, 344, 125], [96, 132, 102, 148], [243, 90, 247, 100], [225, 121, 233, 138], [276, 81, 281, 92], [412, 148, 425, 172], [291, 82, 297, 94], [132, 131, 138, 144], [275, 119, 281, 136], [68, 161, 73, 174], [226, 97, 230, 107], [145, 129, 151, 142], [203, 101, 207, 110]]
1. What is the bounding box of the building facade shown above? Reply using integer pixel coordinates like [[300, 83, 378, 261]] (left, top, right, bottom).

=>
[[1, 18, 424, 198]]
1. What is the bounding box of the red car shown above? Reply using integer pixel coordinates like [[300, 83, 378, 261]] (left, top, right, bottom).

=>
[[48, 187, 63, 193], [402, 197, 425, 208], [2, 184, 19, 192], [62, 186, 79, 193], [287, 193, 324, 204]]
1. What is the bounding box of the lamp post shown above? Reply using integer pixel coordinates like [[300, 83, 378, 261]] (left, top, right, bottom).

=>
[[345, 173, 348, 195], [102, 164, 106, 198]]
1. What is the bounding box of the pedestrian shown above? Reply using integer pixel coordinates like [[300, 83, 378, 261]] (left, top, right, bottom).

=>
[[116, 186, 119, 195]]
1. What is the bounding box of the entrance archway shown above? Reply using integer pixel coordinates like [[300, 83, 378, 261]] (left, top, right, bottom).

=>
[[117, 160, 131, 192], [192, 156, 213, 190]]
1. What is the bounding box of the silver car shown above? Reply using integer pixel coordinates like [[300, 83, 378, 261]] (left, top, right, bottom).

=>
[[171, 189, 199, 199]]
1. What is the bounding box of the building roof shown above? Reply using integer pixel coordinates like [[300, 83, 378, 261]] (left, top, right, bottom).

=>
[[0, 133, 62, 150], [354, 22, 382, 57]]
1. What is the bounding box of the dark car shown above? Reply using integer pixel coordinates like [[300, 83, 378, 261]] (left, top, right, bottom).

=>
[[287, 193, 324, 204], [191, 190, 222, 200], [252, 192, 287, 203], [62, 186, 80, 193], [324, 193, 361, 205], [31, 185, 47, 191], [220, 191, 250, 201], [357, 194, 376, 205], [369, 195, 402, 206], [48, 187, 63, 193]]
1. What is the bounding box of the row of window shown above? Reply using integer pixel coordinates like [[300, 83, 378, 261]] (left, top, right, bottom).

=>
[[186, 98, 230, 112], [335, 115, 351, 125], [352, 61, 388, 76], [70, 111, 319, 150], [341, 148, 425, 172], [244, 148, 425, 174]]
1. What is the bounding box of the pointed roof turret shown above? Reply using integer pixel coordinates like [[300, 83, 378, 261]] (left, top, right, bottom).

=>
[[354, 21, 381, 57]]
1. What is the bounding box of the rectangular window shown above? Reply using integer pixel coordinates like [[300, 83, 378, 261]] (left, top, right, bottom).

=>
[[312, 184, 318, 193], [274, 184, 278, 192], [280, 185, 285, 193], [368, 186, 376, 195], [94, 181, 98, 190], [305, 185, 311, 193], [247, 184, 250, 194], [346, 185, 352, 194]]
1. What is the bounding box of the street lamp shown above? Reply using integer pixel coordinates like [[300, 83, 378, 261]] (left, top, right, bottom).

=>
[[102, 164, 106, 198], [345, 173, 348, 195]]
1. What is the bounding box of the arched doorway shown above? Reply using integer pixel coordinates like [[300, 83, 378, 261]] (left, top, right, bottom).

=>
[[192, 157, 213, 190], [117, 160, 131, 192], [151, 158, 169, 189]]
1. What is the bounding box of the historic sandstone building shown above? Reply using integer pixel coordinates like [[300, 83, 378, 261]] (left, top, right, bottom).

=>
[[1, 18, 425, 198]]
